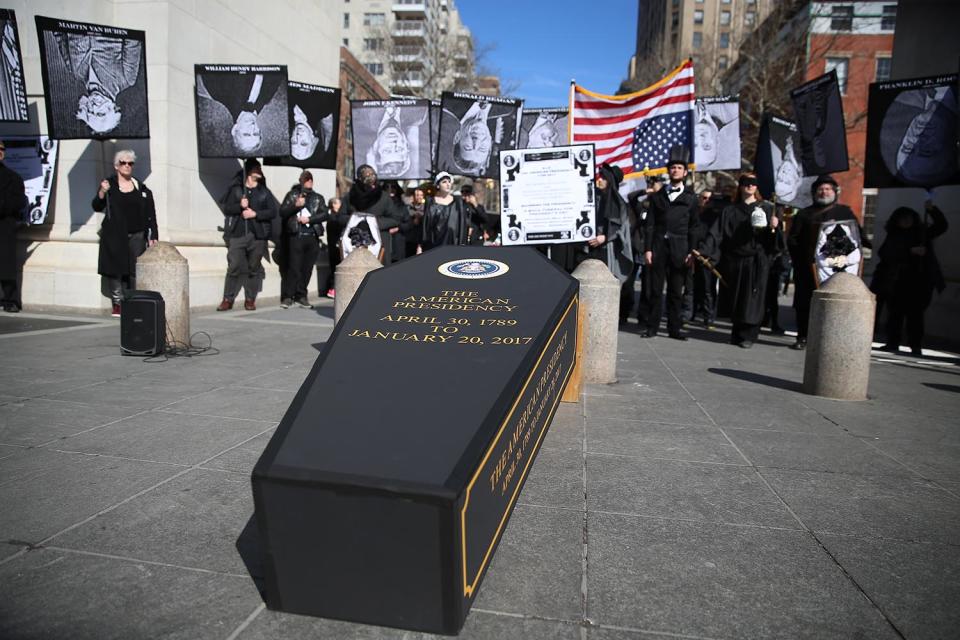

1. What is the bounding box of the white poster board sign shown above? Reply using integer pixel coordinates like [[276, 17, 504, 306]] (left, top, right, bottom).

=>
[[341, 213, 383, 261], [815, 218, 862, 285], [499, 144, 595, 246]]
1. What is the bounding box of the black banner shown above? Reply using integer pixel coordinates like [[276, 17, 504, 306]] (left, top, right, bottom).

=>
[[864, 73, 960, 188], [35, 15, 150, 139], [790, 70, 849, 175], [264, 81, 341, 170], [436, 92, 524, 178], [0, 9, 28, 123], [754, 114, 815, 208], [194, 64, 290, 158]]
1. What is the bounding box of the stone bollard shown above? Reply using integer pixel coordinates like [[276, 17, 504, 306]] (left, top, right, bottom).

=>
[[334, 248, 382, 325], [803, 272, 875, 400], [571, 259, 620, 384], [136, 241, 190, 346]]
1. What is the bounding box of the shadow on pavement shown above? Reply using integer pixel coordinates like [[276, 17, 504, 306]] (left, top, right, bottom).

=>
[[236, 514, 266, 599], [708, 367, 803, 392], [311, 341, 328, 352], [922, 382, 960, 393]]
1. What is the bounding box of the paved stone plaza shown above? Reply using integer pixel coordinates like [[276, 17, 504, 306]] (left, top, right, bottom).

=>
[[0, 299, 957, 639]]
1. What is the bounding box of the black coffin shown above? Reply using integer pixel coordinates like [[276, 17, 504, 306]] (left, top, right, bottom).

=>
[[252, 246, 578, 635]]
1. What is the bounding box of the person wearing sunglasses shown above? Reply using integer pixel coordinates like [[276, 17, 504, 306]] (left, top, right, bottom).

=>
[[699, 173, 782, 349], [92, 149, 158, 317]]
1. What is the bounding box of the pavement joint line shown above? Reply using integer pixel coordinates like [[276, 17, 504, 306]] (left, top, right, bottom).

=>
[[579, 410, 589, 628], [584, 452, 748, 467], [580, 416, 714, 428], [30, 385, 235, 449], [223, 603, 267, 640], [798, 528, 960, 548], [589, 620, 723, 640], [22, 425, 280, 552], [850, 436, 951, 484], [587, 508, 805, 532], [748, 466, 910, 640], [153, 408, 282, 424], [38, 545, 251, 579], [40, 448, 194, 469], [198, 315, 335, 328], [0, 322, 117, 340]]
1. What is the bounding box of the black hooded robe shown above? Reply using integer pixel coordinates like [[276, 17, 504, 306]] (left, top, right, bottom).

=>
[[702, 200, 782, 328]]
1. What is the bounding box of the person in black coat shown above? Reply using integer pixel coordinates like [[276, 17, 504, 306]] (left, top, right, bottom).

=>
[[872, 202, 948, 355], [701, 173, 783, 348], [786, 174, 863, 350], [0, 140, 26, 312], [460, 183, 490, 246], [342, 164, 401, 264], [279, 170, 328, 308], [217, 158, 277, 311], [92, 149, 158, 316], [383, 180, 412, 261], [641, 146, 698, 340]]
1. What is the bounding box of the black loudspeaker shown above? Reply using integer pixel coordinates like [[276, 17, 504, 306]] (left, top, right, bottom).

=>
[[121, 290, 166, 356]]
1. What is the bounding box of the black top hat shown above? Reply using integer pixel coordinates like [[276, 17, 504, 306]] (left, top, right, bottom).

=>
[[666, 144, 690, 168]]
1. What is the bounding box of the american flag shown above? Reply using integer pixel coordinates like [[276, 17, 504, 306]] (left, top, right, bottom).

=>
[[570, 60, 695, 178]]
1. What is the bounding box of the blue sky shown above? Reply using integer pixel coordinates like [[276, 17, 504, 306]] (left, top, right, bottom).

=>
[[457, 0, 639, 107]]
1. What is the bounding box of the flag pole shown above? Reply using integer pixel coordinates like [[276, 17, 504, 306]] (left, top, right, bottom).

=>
[[568, 80, 576, 144]]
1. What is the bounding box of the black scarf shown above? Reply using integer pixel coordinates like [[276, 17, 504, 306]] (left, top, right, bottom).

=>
[[349, 181, 384, 212]]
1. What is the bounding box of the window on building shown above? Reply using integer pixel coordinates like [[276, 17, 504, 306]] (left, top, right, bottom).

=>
[[721, 0, 731, 4], [672, 11, 679, 28], [363, 12, 386, 26], [342, 38, 349, 47], [343, 12, 350, 28], [875, 56, 892, 82], [745, 11, 756, 25], [831, 5, 853, 31], [746, 0, 755, 4], [671, 32, 678, 47], [826, 57, 849, 94], [693, 31, 703, 49], [881, 5, 897, 31], [362, 38, 383, 51], [694, 10, 704, 24], [364, 62, 383, 75], [718, 55, 729, 71], [719, 32, 730, 48], [720, 11, 731, 25], [695, 0, 704, 3]]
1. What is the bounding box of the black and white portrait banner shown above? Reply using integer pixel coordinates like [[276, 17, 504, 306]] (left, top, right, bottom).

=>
[[4, 136, 59, 225], [499, 144, 596, 246], [195, 64, 290, 158], [0, 9, 28, 123], [864, 73, 960, 188], [350, 98, 431, 180], [35, 15, 150, 139], [265, 81, 341, 170], [754, 114, 815, 208], [693, 96, 740, 171], [519, 108, 568, 149], [790, 70, 849, 175], [437, 92, 523, 179]]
